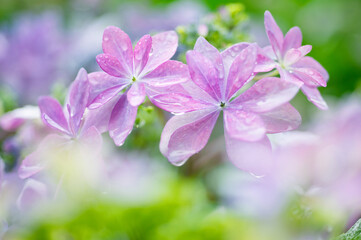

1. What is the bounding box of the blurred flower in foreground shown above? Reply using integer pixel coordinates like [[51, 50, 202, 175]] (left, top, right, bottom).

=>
[[0, 12, 67, 104], [155, 37, 301, 175]]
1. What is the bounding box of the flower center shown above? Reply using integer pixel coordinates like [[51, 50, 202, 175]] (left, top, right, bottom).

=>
[[132, 76, 136, 82], [220, 102, 226, 108]]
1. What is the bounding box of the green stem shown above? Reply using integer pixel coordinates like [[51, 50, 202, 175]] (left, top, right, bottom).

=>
[[253, 69, 279, 81]]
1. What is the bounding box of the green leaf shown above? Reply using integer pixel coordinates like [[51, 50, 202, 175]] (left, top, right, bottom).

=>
[[337, 219, 361, 240]]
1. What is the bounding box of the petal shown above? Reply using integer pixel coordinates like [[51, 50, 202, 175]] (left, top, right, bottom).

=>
[[282, 26, 302, 54], [284, 45, 312, 66], [65, 68, 90, 134], [292, 56, 329, 83], [150, 93, 212, 113], [109, 93, 138, 146], [225, 133, 273, 175], [255, 45, 277, 73], [231, 77, 302, 113], [221, 42, 250, 77], [224, 109, 266, 142], [79, 126, 103, 154], [142, 60, 189, 87], [16, 179, 47, 211], [258, 103, 301, 133], [264, 11, 283, 55], [127, 83, 146, 107], [226, 45, 257, 99], [160, 109, 220, 166], [292, 67, 327, 87], [88, 71, 130, 103], [102, 26, 133, 75], [142, 31, 178, 74], [194, 37, 225, 95], [186, 50, 221, 101], [301, 85, 328, 110], [0, 106, 40, 131], [134, 34, 152, 76], [38, 96, 69, 134], [96, 54, 129, 78], [88, 85, 126, 110]]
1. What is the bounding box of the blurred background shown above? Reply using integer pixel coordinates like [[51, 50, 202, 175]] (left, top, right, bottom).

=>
[[0, 0, 361, 239]]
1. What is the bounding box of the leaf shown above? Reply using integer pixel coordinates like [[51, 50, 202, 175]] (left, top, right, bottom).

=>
[[337, 219, 361, 240]]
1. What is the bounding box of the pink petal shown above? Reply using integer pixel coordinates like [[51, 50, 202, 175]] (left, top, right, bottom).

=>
[[88, 85, 127, 110], [255, 45, 277, 73], [292, 56, 329, 83], [284, 45, 312, 66], [226, 45, 257, 99], [79, 126, 103, 154], [282, 27, 302, 54], [16, 179, 47, 211], [160, 109, 220, 166], [259, 103, 301, 133], [127, 83, 146, 107], [264, 11, 283, 55], [142, 31, 178, 74], [223, 109, 266, 142], [143, 60, 189, 87], [134, 34, 152, 76], [231, 77, 302, 113], [301, 85, 328, 110], [102, 26, 133, 75], [109, 93, 138, 146], [225, 133, 273, 175], [65, 68, 90, 134], [150, 93, 212, 113], [186, 50, 221, 101], [38, 96, 69, 135], [293, 67, 327, 87], [96, 54, 129, 78], [221, 42, 250, 76], [88, 72, 130, 103], [194, 37, 225, 95], [0, 106, 40, 131]]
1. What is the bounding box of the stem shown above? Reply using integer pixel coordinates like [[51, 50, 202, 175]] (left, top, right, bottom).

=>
[[253, 69, 279, 81]]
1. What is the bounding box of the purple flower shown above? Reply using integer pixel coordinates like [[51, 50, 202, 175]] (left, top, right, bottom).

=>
[[258, 11, 329, 110], [89, 26, 188, 146], [153, 37, 302, 174], [18, 68, 103, 180]]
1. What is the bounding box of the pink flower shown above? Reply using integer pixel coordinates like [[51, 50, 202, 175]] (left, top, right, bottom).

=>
[[153, 37, 302, 174], [258, 11, 329, 110], [89, 26, 188, 146], [18, 68, 103, 180]]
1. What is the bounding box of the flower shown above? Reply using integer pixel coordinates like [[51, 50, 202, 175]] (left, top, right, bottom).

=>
[[153, 37, 302, 174], [89, 26, 188, 146], [257, 11, 329, 110]]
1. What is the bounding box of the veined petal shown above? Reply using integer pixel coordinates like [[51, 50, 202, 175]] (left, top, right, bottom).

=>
[[221, 42, 250, 78], [38, 96, 69, 135], [284, 45, 312, 66], [301, 85, 328, 110], [142, 31, 178, 74], [160, 108, 220, 166], [255, 45, 277, 73], [264, 11, 284, 49], [102, 26, 133, 75], [224, 109, 266, 142], [150, 93, 213, 113], [143, 60, 189, 87], [65, 68, 90, 135], [127, 83, 146, 107], [231, 77, 302, 113], [292, 56, 329, 83], [259, 103, 301, 133], [109, 93, 138, 146], [186, 50, 221, 101], [292, 67, 326, 87], [225, 133, 272, 175], [282, 26, 302, 54], [134, 34, 152, 76], [96, 54, 129, 78], [88, 72, 130, 103], [226, 45, 257, 99], [88, 85, 126, 110]]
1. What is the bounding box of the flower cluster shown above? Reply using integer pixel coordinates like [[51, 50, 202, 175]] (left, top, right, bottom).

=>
[[18, 10, 328, 178]]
